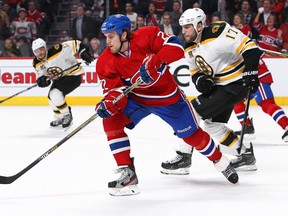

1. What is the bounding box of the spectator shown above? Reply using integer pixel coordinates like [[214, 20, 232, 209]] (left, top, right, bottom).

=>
[[0, 6, 10, 27], [170, 0, 182, 26], [254, 12, 283, 51], [0, 14, 11, 46], [233, 13, 253, 38], [89, 37, 101, 58], [70, 4, 100, 41], [2, 3, 18, 23], [145, 2, 161, 27], [27, 0, 43, 27], [258, 0, 273, 25], [210, 11, 221, 23], [134, 13, 145, 30], [159, 11, 180, 36], [151, 0, 167, 15], [16, 35, 33, 56], [125, 1, 137, 31], [267, 0, 284, 17], [0, 38, 21, 57], [10, 8, 37, 43], [239, 0, 257, 26]]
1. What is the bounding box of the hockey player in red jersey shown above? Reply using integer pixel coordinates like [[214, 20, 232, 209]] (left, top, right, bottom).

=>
[[95, 14, 239, 196]]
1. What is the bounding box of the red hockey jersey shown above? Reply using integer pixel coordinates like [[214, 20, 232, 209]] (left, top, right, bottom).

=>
[[96, 26, 184, 106]]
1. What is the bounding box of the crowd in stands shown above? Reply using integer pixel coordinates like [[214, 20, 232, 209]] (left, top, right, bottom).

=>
[[0, 0, 56, 57], [1, 0, 288, 58]]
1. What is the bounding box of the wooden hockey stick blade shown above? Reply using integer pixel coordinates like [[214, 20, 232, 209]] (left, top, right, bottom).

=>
[[0, 79, 142, 184]]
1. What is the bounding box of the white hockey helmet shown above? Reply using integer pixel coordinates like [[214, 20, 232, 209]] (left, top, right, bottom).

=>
[[179, 8, 206, 33], [32, 38, 47, 55]]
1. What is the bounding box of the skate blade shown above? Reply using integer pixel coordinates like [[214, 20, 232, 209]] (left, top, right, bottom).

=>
[[235, 164, 257, 171], [160, 167, 190, 175], [109, 185, 140, 196]]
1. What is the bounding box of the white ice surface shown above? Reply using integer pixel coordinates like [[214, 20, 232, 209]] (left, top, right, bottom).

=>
[[0, 105, 287, 216]]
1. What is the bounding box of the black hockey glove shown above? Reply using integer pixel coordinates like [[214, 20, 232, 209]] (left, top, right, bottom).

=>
[[37, 75, 51, 88], [193, 74, 214, 95], [242, 70, 259, 93], [79, 42, 94, 65]]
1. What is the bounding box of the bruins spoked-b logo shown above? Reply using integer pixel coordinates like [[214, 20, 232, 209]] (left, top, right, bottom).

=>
[[194, 55, 214, 77]]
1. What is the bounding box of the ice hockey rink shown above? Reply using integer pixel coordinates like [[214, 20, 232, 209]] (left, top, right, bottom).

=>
[[0, 105, 287, 216]]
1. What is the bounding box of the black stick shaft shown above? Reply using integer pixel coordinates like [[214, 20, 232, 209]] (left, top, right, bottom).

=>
[[237, 88, 252, 154], [0, 79, 141, 184]]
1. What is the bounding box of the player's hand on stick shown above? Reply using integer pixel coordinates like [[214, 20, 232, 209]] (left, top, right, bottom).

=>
[[139, 54, 163, 83], [95, 100, 118, 118], [194, 74, 214, 95], [242, 70, 259, 93], [36, 75, 51, 87]]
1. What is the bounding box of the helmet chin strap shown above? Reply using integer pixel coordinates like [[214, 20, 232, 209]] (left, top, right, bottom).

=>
[[117, 33, 128, 53]]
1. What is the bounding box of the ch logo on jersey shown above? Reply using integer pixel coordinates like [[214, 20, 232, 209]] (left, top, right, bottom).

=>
[[195, 55, 214, 77], [130, 70, 161, 88]]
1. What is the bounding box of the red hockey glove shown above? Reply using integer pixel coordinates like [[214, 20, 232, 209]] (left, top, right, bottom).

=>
[[95, 100, 118, 118], [95, 91, 128, 118], [139, 54, 163, 83]]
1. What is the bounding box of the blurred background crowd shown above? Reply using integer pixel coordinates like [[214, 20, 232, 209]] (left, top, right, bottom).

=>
[[0, 0, 288, 58]]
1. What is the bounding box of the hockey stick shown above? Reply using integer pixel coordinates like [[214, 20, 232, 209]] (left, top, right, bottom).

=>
[[0, 79, 142, 184], [237, 87, 252, 154], [259, 48, 288, 58], [0, 62, 82, 104]]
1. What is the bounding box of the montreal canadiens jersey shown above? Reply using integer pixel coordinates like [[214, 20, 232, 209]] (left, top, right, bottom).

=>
[[185, 21, 259, 86], [96, 26, 184, 106], [33, 40, 84, 77]]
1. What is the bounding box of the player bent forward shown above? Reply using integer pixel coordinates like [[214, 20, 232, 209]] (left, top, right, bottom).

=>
[[161, 8, 262, 174], [95, 14, 239, 196], [32, 38, 94, 128]]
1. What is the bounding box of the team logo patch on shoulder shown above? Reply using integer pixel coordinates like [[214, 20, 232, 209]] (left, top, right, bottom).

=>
[[212, 25, 220, 33], [54, 44, 60, 50]]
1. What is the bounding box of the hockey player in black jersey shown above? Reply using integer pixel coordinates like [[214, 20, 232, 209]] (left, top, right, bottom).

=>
[[161, 8, 262, 174], [32, 38, 94, 128]]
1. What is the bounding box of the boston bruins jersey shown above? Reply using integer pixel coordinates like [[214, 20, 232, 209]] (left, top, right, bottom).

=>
[[185, 21, 259, 86], [33, 40, 84, 77]]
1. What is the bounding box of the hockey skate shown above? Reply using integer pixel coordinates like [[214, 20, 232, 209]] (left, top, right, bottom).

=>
[[62, 107, 73, 128], [161, 151, 192, 175], [50, 117, 63, 127], [214, 155, 239, 184], [108, 165, 140, 196], [235, 118, 256, 140], [230, 143, 257, 171]]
